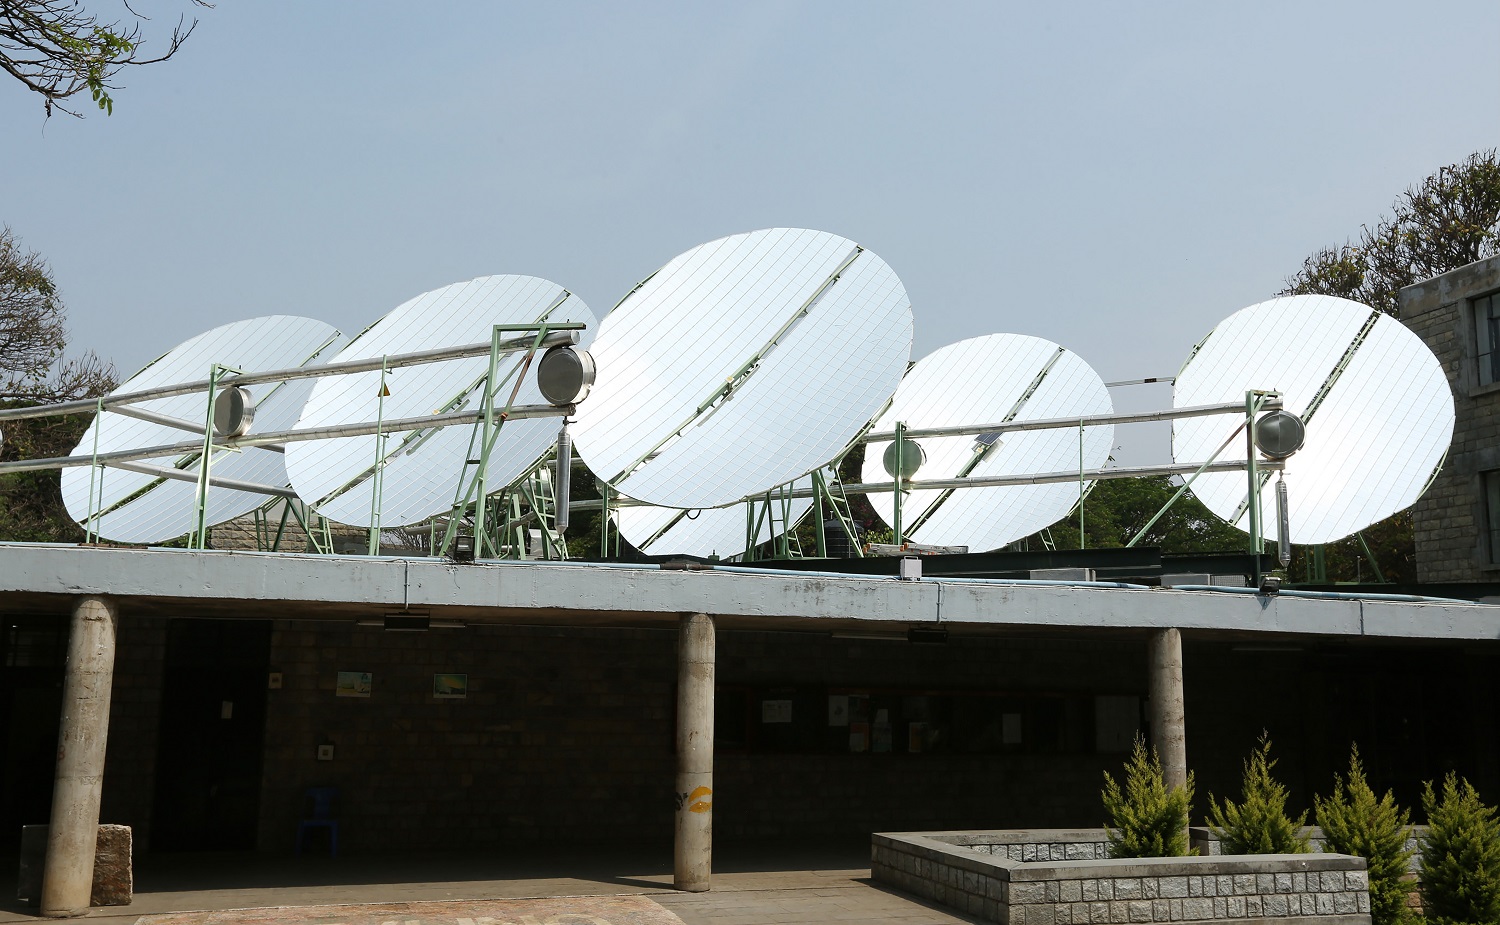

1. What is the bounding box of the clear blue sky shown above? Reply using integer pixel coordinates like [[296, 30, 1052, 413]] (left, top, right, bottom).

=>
[[3, 1, 1497, 464]]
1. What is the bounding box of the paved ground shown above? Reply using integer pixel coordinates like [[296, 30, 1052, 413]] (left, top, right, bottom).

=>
[[0, 843, 979, 925]]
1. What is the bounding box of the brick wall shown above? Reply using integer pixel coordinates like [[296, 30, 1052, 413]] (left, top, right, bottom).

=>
[[1399, 255, 1500, 584], [99, 614, 167, 848], [255, 621, 678, 851], [712, 631, 1142, 840], [251, 624, 1145, 851]]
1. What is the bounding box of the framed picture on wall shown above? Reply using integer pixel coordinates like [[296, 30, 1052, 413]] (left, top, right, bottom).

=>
[[433, 673, 468, 700], [336, 671, 372, 698]]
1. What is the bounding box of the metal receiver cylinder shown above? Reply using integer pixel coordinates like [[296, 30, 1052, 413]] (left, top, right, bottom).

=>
[[1277, 475, 1291, 567], [537, 346, 596, 406], [555, 424, 572, 533], [213, 386, 256, 438]]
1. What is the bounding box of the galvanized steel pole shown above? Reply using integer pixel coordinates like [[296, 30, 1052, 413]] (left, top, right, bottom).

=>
[[674, 613, 715, 892], [41, 596, 118, 917]]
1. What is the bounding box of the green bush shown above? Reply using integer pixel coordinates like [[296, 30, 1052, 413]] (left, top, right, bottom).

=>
[[1315, 745, 1414, 925], [1206, 733, 1311, 854], [1101, 736, 1195, 858], [1419, 773, 1500, 925]]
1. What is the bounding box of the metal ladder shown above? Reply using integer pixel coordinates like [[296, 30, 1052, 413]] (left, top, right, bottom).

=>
[[518, 461, 569, 560], [813, 465, 863, 558], [767, 483, 804, 559]]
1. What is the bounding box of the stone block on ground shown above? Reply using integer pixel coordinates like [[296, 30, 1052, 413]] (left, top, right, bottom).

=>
[[17, 823, 132, 906]]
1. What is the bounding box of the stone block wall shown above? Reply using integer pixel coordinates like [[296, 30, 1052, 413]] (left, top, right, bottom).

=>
[[1399, 255, 1500, 584], [711, 632, 1141, 839], [255, 620, 678, 851], [253, 623, 1144, 849], [933, 829, 1110, 862], [99, 614, 167, 848], [1191, 827, 1423, 872], [873, 830, 1372, 924]]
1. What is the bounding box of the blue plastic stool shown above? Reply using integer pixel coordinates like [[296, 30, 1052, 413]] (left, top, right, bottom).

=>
[[295, 786, 339, 857]]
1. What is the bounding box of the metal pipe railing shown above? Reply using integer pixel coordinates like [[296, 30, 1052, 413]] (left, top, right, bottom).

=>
[[0, 329, 582, 422], [863, 399, 1277, 442], [0, 403, 574, 475]]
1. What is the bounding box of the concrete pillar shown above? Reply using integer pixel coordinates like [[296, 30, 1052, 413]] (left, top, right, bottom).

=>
[[674, 612, 715, 892], [1148, 628, 1187, 792], [41, 596, 118, 917]]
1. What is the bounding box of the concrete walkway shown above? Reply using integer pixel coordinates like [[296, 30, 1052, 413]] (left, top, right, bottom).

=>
[[0, 844, 979, 925]]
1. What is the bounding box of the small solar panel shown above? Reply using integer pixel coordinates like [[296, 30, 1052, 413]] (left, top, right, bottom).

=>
[[572, 228, 913, 509], [862, 334, 1114, 551], [285, 276, 596, 528], [1173, 295, 1454, 544], [61, 316, 344, 543]]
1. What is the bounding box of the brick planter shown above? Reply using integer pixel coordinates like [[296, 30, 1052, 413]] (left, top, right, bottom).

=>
[[873, 830, 1371, 924]]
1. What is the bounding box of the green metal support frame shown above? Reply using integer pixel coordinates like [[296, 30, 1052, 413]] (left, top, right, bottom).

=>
[[437, 321, 583, 559], [191, 363, 244, 550]]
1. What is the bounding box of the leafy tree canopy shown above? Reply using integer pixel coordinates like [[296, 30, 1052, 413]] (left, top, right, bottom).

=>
[[1283, 150, 1500, 315], [1032, 475, 1246, 554]]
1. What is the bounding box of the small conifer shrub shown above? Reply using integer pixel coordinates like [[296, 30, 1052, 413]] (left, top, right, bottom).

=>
[[1419, 773, 1500, 925], [1101, 736, 1195, 858], [1206, 733, 1311, 854], [1315, 745, 1414, 925]]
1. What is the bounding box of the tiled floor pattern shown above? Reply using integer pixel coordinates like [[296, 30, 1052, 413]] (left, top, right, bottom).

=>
[[0, 849, 980, 925], [135, 895, 685, 925]]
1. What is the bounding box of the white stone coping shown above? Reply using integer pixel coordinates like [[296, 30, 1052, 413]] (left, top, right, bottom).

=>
[[875, 831, 1368, 881], [3, 543, 1499, 641]]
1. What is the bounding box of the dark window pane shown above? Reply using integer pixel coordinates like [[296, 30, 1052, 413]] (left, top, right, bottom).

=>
[[1486, 471, 1500, 564]]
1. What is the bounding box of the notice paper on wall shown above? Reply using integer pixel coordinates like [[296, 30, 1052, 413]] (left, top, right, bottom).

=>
[[828, 694, 849, 726], [761, 699, 793, 723]]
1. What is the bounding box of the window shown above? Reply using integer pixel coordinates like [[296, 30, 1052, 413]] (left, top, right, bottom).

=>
[[1474, 292, 1500, 386], [1486, 470, 1500, 565]]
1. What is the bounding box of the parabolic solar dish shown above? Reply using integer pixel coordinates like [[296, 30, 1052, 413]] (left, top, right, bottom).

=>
[[862, 334, 1114, 551], [61, 316, 344, 544], [614, 475, 814, 558], [571, 228, 913, 509], [1173, 294, 1455, 545], [285, 275, 595, 528]]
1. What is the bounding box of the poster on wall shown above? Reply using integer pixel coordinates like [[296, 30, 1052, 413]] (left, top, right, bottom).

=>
[[433, 673, 468, 700], [827, 695, 850, 726], [761, 699, 793, 723], [336, 671, 373, 698]]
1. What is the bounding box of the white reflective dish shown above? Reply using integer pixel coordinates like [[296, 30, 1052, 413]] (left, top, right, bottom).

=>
[[1173, 295, 1455, 544], [62, 316, 344, 543], [572, 228, 913, 509], [862, 334, 1114, 551], [286, 276, 595, 528], [614, 475, 814, 558]]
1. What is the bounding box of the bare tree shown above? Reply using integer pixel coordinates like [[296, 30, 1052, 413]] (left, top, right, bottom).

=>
[[0, 226, 115, 541], [0, 226, 114, 401], [0, 225, 64, 387], [0, 0, 208, 117]]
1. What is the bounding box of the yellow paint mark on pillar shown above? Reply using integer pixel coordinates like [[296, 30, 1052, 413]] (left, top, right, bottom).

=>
[[687, 785, 713, 813]]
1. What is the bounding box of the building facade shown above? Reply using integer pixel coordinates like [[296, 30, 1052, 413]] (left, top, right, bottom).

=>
[[1400, 254, 1500, 583], [3, 546, 1498, 866]]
